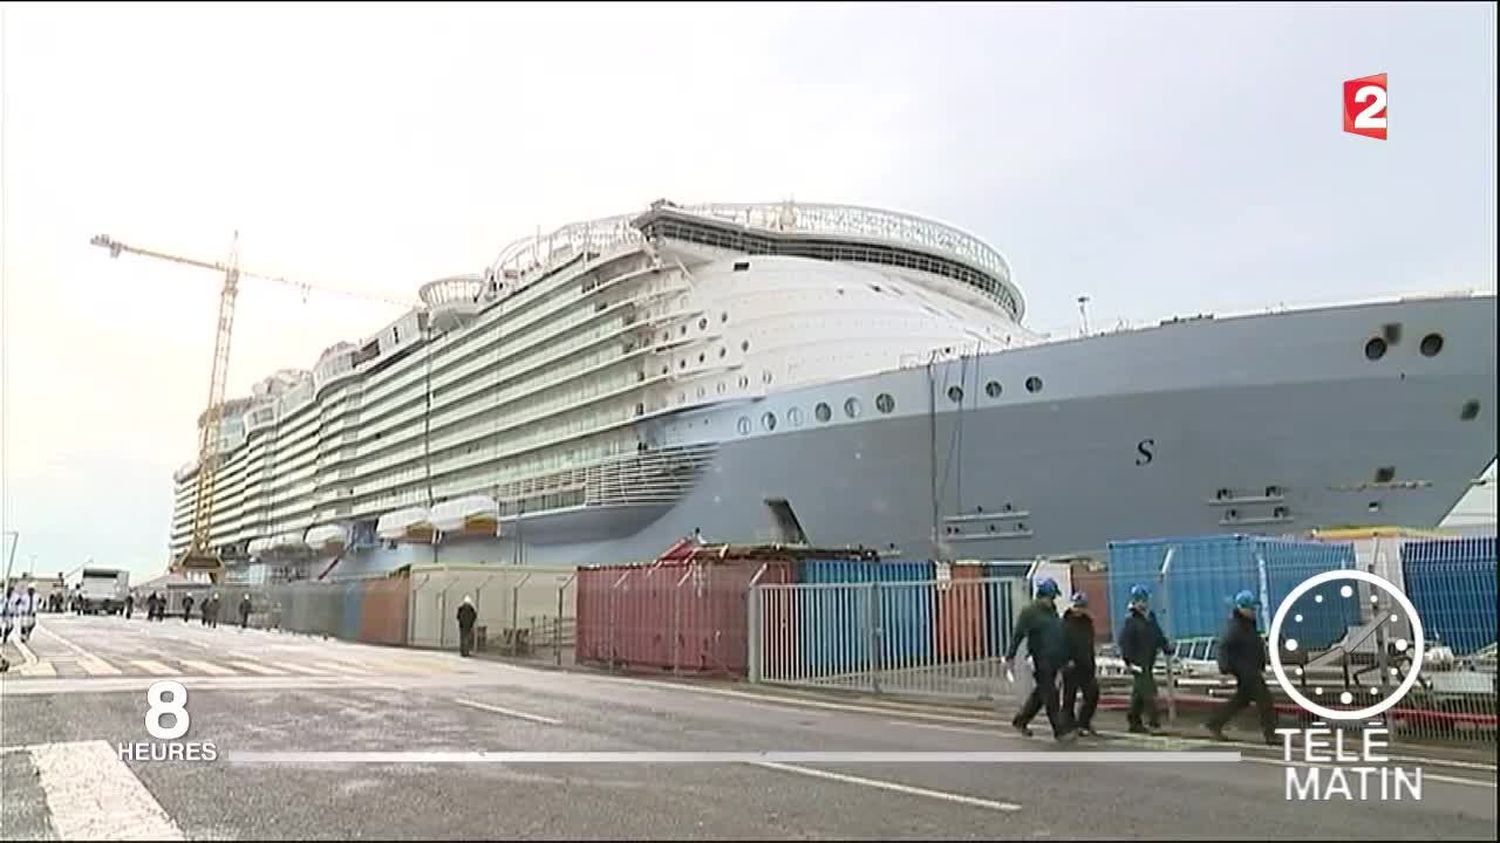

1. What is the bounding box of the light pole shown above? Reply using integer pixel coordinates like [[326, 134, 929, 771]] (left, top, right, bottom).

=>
[[1077, 295, 1091, 337]]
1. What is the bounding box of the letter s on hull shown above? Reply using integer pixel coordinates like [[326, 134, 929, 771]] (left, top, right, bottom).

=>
[[1136, 439, 1156, 466]]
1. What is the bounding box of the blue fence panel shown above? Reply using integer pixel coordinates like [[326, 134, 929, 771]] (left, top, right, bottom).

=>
[[1255, 539, 1359, 650], [1108, 535, 1257, 641], [797, 560, 935, 675], [339, 582, 365, 642], [1401, 536, 1498, 656]]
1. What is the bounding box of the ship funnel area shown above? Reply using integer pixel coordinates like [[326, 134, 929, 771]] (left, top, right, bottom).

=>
[[419, 274, 488, 332], [765, 497, 810, 545]]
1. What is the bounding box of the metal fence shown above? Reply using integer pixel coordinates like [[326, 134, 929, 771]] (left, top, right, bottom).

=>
[[407, 564, 577, 664], [748, 576, 1030, 705], [1102, 535, 1497, 747]]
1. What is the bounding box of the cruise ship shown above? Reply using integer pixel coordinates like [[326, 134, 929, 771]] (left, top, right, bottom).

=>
[[167, 200, 1498, 582]]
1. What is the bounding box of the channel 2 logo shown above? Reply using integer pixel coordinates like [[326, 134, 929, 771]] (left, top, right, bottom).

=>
[[1343, 73, 1388, 140]]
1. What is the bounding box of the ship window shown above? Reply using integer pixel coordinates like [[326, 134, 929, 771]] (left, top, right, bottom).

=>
[[761, 412, 777, 432], [738, 375, 749, 388], [733, 261, 750, 272], [1365, 337, 1387, 360], [662, 365, 669, 375], [697, 386, 706, 398], [1025, 376, 1043, 393], [699, 317, 708, 330], [985, 380, 1002, 398], [736, 416, 751, 435], [788, 407, 804, 427], [741, 340, 750, 352], [679, 359, 687, 369], [844, 397, 862, 418], [678, 392, 686, 404], [680, 325, 688, 336], [721, 312, 728, 323], [815, 402, 832, 423], [719, 347, 727, 358], [1461, 399, 1480, 420], [699, 352, 706, 363], [870, 283, 882, 293], [1420, 333, 1444, 357], [762, 370, 773, 385], [876, 393, 895, 414], [946, 386, 963, 404]]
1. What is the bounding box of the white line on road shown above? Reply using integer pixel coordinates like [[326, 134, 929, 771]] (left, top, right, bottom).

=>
[[16, 639, 39, 666], [224, 750, 1236, 765], [452, 697, 563, 725], [129, 660, 179, 676], [272, 662, 331, 676], [30, 740, 186, 840], [177, 659, 237, 676], [312, 661, 374, 675], [228, 660, 286, 676], [752, 761, 1023, 813], [35, 623, 99, 661]]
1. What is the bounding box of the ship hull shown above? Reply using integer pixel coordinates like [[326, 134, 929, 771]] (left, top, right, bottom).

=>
[[330, 293, 1496, 575]]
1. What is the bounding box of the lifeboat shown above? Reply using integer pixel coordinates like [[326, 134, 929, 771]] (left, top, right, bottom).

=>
[[247, 537, 274, 557], [431, 495, 501, 538], [377, 507, 435, 544], [304, 524, 349, 554]]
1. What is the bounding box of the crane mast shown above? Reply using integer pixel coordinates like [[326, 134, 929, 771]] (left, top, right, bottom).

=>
[[89, 233, 414, 581]]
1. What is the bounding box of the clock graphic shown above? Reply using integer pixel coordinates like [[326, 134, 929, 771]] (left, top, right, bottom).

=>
[[1267, 569, 1427, 722]]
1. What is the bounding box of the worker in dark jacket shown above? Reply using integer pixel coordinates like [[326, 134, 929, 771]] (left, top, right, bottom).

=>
[[182, 594, 194, 622], [238, 594, 253, 630], [456, 595, 478, 657], [1061, 591, 1100, 736], [1119, 584, 1173, 734], [1206, 590, 1278, 744], [1004, 577, 1076, 742]]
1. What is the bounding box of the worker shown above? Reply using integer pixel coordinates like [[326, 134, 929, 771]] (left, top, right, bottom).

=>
[[1004, 577, 1076, 742], [238, 594, 253, 630], [207, 593, 221, 629], [456, 595, 478, 657], [146, 592, 160, 622], [1119, 584, 1173, 735], [182, 593, 195, 623], [1061, 590, 1101, 736], [17, 586, 38, 644], [1, 586, 14, 644], [124, 593, 135, 620], [1206, 590, 1278, 745]]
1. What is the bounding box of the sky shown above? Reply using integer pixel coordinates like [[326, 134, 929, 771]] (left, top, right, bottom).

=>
[[1, 2, 1495, 582]]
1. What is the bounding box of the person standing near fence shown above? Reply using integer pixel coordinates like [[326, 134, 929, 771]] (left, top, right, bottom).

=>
[[1119, 584, 1172, 735], [1004, 577, 1076, 742], [238, 594, 253, 630], [456, 595, 478, 657], [182, 594, 194, 623], [1061, 591, 1101, 736], [1206, 590, 1278, 745]]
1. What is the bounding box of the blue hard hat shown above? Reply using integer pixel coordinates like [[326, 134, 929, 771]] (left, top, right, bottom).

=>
[[1070, 591, 1089, 607], [1035, 577, 1061, 598], [1130, 584, 1151, 602], [1234, 590, 1259, 609]]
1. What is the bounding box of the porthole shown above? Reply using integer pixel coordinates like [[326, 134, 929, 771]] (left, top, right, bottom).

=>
[[741, 339, 750, 352], [985, 380, 1002, 398], [815, 402, 832, 423], [698, 353, 705, 363], [876, 393, 895, 414], [661, 365, 669, 375], [762, 370, 773, 384], [946, 385, 963, 403], [761, 412, 777, 432], [680, 325, 688, 336], [679, 359, 687, 369], [844, 397, 862, 418], [870, 283, 882, 293], [721, 312, 729, 323], [661, 331, 670, 343], [788, 407, 804, 427], [1025, 376, 1043, 393], [699, 317, 708, 330], [719, 347, 727, 358], [1420, 333, 1444, 357], [1461, 399, 1480, 421], [736, 416, 751, 435], [717, 382, 726, 395], [738, 375, 749, 388], [697, 386, 706, 398], [1365, 337, 1387, 360]]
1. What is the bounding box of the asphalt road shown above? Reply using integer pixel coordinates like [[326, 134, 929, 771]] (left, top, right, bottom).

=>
[[2, 614, 1495, 840]]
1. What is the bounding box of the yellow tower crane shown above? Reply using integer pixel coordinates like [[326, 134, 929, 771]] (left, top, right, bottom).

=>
[[89, 233, 415, 581]]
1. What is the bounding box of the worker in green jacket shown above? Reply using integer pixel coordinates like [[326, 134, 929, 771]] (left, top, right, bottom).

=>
[[1119, 584, 1174, 735], [1004, 577, 1076, 742]]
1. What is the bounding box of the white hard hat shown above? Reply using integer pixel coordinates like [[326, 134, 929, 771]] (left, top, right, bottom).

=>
[[462, 595, 473, 604]]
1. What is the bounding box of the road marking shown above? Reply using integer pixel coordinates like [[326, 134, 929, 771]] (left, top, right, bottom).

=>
[[129, 660, 179, 676], [16, 639, 39, 666], [273, 662, 330, 676], [30, 740, 185, 840], [34, 623, 102, 661], [452, 697, 563, 725], [177, 659, 237, 676], [752, 760, 1023, 812], [80, 657, 124, 676], [312, 661, 374, 675], [227, 660, 286, 676], [19, 661, 57, 677]]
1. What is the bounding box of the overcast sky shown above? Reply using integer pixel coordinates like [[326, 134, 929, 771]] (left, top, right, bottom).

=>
[[1, 2, 1495, 581]]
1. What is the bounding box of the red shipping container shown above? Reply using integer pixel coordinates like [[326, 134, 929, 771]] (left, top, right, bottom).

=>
[[674, 558, 796, 675], [359, 577, 410, 646], [935, 562, 987, 663]]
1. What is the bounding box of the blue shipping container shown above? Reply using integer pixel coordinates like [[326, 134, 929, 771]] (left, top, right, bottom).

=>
[[1400, 536, 1497, 656], [1107, 535, 1357, 647], [798, 560, 935, 676]]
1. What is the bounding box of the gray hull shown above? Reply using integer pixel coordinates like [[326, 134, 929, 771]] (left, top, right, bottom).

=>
[[331, 293, 1496, 575]]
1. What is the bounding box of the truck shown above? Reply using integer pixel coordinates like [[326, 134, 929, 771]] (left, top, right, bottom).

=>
[[68, 568, 130, 614]]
